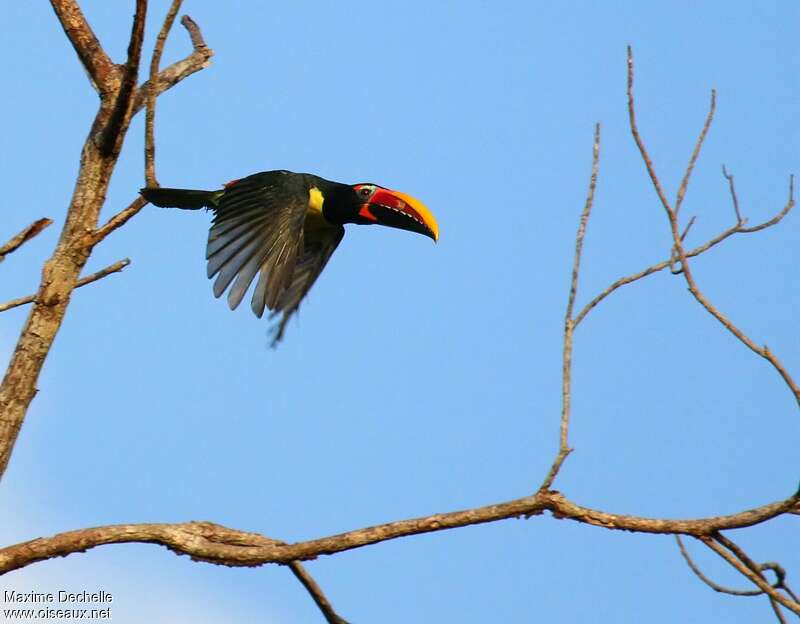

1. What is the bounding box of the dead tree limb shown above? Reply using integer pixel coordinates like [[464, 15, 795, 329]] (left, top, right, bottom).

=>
[[0, 259, 131, 314], [0, 490, 796, 576], [0, 3, 213, 480], [0, 219, 53, 263]]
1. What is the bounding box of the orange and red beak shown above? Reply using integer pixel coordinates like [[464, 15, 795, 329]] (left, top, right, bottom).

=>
[[358, 188, 439, 242]]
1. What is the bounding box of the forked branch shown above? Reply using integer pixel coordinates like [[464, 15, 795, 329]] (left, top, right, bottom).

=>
[[48, 0, 116, 94], [625, 46, 800, 408], [572, 181, 794, 328], [0, 259, 131, 314], [132, 15, 213, 115], [0, 2, 213, 481], [676, 536, 762, 596], [702, 536, 800, 616]]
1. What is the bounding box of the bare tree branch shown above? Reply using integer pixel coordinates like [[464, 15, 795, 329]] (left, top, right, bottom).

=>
[[739, 175, 795, 233], [721, 165, 744, 224], [762, 563, 800, 604], [573, 184, 795, 328], [626, 46, 672, 217], [132, 15, 213, 115], [714, 534, 796, 622], [0, 7, 212, 481], [99, 0, 147, 156], [0, 491, 796, 576], [671, 190, 800, 407], [679, 215, 697, 242], [98, 1, 189, 251], [0, 220, 53, 263], [680, 534, 793, 623], [702, 536, 800, 616], [625, 46, 800, 408], [48, 0, 117, 95], [289, 562, 351, 624], [145, 0, 184, 187], [0, 259, 130, 314], [675, 90, 716, 217], [676, 536, 762, 596], [88, 197, 148, 246], [769, 598, 790, 624], [539, 123, 600, 490]]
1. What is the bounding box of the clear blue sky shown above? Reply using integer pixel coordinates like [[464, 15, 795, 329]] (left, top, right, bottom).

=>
[[1, 1, 798, 622]]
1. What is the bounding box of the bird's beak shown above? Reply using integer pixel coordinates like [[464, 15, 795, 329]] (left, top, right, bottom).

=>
[[358, 189, 439, 242]]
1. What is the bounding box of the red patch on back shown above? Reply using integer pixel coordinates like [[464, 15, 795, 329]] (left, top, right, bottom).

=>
[[223, 178, 241, 189]]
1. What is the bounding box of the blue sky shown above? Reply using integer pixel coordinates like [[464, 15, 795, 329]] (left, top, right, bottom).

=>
[[1, 1, 798, 622]]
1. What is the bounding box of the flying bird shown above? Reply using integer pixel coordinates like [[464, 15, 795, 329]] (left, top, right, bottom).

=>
[[141, 170, 438, 344]]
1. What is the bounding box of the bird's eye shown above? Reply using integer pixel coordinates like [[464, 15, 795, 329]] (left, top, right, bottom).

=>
[[359, 187, 373, 197]]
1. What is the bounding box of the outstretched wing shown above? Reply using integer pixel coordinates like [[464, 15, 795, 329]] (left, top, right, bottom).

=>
[[206, 172, 309, 317], [268, 225, 345, 346]]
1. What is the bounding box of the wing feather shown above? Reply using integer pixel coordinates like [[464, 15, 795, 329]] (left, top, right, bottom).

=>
[[207, 224, 267, 279], [268, 226, 345, 346], [212, 234, 266, 299], [204, 172, 310, 323]]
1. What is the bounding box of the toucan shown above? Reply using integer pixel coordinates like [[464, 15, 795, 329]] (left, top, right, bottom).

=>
[[140, 170, 439, 344]]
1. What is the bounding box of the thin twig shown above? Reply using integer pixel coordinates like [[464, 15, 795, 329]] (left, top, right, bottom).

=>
[[675, 90, 716, 217], [573, 186, 795, 329], [679, 216, 696, 242], [722, 165, 744, 224], [768, 598, 789, 624], [713, 532, 794, 607], [626, 46, 800, 408], [539, 123, 599, 490], [89, 197, 148, 245], [762, 564, 788, 590], [574, 223, 734, 327], [288, 562, 351, 624], [671, 203, 800, 407], [100, 0, 146, 156], [760, 562, 798, 620], [702, 536, 800, 616], [739, 175, 795, 233], [145, 0, 184, 187], [714, 533, 764, 574], [0, 260, 131, 314], [626, 45, 672, 217], [132, 15, 213, 115], [675, 536, 761, 596], [565, 124, 601, 323], [0, 219, 53, 263], [761, 563, 799, 603]]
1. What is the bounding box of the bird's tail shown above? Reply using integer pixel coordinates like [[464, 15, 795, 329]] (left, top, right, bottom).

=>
[[140, 187, 222, 210]]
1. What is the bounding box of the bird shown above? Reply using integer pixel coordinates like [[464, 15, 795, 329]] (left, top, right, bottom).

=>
[[140, 170, 438, 345]]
